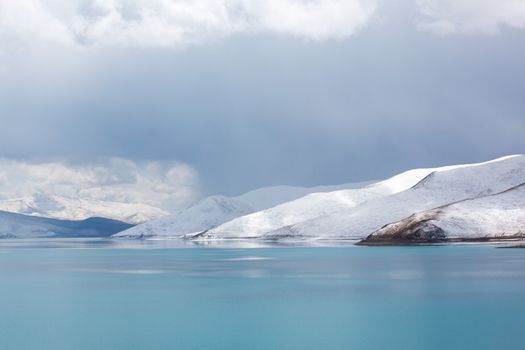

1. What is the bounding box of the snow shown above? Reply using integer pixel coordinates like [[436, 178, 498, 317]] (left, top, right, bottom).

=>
[[113, 182, 370, 238], [0, 194, 169, 224], [200, 157, 509, 239], [233, 182, 372, 211], [261, 155, 525, 241], [113, 195, 253, 238], [365, 182, 525, 242], [114, 154, 525, 242]]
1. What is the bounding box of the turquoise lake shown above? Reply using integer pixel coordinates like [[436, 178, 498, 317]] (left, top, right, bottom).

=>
[[1, 240, 524, 350]]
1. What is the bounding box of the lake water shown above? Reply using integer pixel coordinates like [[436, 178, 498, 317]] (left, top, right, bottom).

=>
[[1, 239, 524, 350]]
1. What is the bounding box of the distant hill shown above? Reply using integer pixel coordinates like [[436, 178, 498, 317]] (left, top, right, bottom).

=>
[[0, 194, 168, 224], [0, 211, 133, 238], [113, 182, 370, 238]]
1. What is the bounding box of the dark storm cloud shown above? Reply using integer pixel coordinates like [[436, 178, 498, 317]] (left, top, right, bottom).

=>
[[0, 0, 524, 195]]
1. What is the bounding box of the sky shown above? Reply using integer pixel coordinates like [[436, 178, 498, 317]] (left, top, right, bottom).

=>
[[0, 0, 524, 211]]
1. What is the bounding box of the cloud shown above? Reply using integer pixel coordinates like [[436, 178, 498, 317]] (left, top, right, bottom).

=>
[[0, 158, 200, 211], [0, 0, 377, 49], [416, 0, 525, 34], [239, 0, 377, 40], [2, 0, 525, 54]]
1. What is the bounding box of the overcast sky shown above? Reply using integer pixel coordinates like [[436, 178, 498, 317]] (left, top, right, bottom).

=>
[[0, 0, 524, 209]]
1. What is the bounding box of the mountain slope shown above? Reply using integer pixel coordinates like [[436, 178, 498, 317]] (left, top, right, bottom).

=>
[[198, 157, 511, 240], [198, 167, 451, 239], [113, 195, 253, 238], [361, 182, 525, 244], [232, 182, 371, 211], [259, 155, 525, 241], [0, 210, 133, 239], [0, 194, 169, 224], [113, 182, 370, 238]]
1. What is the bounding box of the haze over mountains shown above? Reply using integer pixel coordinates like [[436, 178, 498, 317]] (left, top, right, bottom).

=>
[[0, 194, 168, 224], [113, 182, 370, 238], [0, 155, 523, 242], [0, 178, 368, 239]]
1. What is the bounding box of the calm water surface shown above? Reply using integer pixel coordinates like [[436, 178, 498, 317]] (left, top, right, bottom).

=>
[[0, 239, 524, 350]]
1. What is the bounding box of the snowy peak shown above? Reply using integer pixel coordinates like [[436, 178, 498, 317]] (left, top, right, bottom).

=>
[[233, 182, 371, 211], [113, 155, 525, 243], [201, 156, 520, 240], [362, 181, 525, 244], [202, 187, 385, 239], [261, 155, 525, 241], [0, 194, 169, 224], [113, 182, 371, 238], [200, 195, 253, 214], [113, 194, 253, 238], [409, 155, 525, 195]]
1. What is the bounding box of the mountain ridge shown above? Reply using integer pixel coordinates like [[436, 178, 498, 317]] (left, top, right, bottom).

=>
[[0, 194, 168, 224], [0, 210, 134, 239], [113, 182, 371, 238], [261, 155, 525, 241], [361, 181, 525, 244], [105, 155, 525, 243]]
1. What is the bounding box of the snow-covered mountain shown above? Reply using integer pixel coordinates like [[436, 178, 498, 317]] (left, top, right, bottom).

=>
[[113, 182, 370, 238], [198, 166, 454, 239], [261, 155, 525, 241], [230, 182, 371, 211], [0, 194, 169, 224], [113, 195, 253, 238], [361, 182, 525, 244], [113, 155, 525, 243], [0, 210, 133, 239]]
